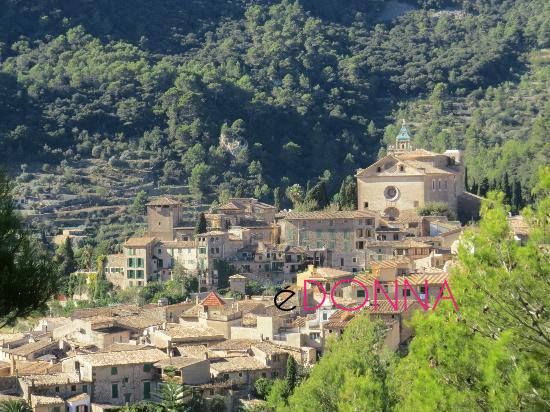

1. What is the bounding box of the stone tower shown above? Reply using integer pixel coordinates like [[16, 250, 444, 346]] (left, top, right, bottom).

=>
[[146, 197, 182, 241]]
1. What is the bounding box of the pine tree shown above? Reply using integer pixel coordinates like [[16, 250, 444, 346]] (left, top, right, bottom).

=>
[[391, 182, 550, 410], [131, 190, 149, 215], [194, 213, 207, 234], [0, 172, 58, 327]]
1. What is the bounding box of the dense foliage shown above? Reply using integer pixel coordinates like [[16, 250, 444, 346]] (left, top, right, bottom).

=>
[[0, 172, 58, 327], [1, 0, 548, 209]]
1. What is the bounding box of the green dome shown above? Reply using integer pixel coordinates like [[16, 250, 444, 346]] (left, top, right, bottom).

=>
[[397, 125, 411, 141]]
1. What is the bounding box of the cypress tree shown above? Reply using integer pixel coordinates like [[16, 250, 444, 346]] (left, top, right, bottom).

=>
[[511, 179, 522, 213], [273, 187, 282, 211], [501, 172, 511, 204], [286, 356, 298, 393], [194, 213, 207, 234], [57, 237, 76, 284]]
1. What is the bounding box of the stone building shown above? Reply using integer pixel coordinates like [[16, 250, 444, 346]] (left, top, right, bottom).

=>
[[356, 121, 465, 220], [61, 348, 169, 406], [279, 210, 379, 272]]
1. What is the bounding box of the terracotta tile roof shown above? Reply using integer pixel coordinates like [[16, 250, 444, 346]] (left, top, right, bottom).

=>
[[210, 340, 258, 351], [14, 361, 54, 375], [176, 345, 208, 358], [371, 258, 412, 270], [66, 393, 90, 403], [395, 149, 440, 159], [394, 209, 422, 224], [367, 239, 431, 249], [6, 339, 57, 357], [363, 300, 416, 314], [229, 274, 247, 279], [154, 357, 207, 369], [0, 333, 26, 344], [236, 301, 267, 315], [400, 159, 456, 175], [21, 373, 81, 387], [31, 395, 65, 406], [115, 315, 163, 330], [251, 342, 290, 355], [201, 291, 226, 307], [210, 356, 268, 373], [146, 197, 182, 206], [160, 240, 196, 248], [324, 311, 355, 329], [159, 323, 224, 341], [100, 344, 153, 352], [124, 236, 157, 247], [218, 201, 241, 210], [403, 272, 449, 286], [355, 271, 448, 287], [219, 198, 275, 211], [76, 348, 168, 367], [290, 316, 306, 328], [181, 304, 202, 318], [284, 210, 376, 220]]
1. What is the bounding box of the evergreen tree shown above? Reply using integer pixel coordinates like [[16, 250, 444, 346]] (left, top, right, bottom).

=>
[[501, 171, 511, 204], [336, 176, 357, 210], [131, 190, 149, 215], [273, 187, 282, 211], [511, 179, 523, 213], [391, 178, 550, 410], [0, 172, 58, 327], [56, 236, 76, 293], [286, 356, 298, 393], [254, 377, 274, 400], [478, 177, 489, 196], [194, 213, 207, 234], [285, 317, 391, 411], [305, 181, 328, 210]]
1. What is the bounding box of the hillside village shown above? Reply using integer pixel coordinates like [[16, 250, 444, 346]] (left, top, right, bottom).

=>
[[1, 125, 521, 411]]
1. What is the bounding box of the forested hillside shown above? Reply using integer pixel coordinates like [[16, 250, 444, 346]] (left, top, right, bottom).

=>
[[0, 0, 548, 229]]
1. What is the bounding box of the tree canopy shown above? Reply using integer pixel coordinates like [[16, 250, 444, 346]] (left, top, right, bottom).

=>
[[0, 172, 59, 327]]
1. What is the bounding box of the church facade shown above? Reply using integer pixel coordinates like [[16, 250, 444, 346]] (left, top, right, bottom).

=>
[[356, 121, 465, 220]]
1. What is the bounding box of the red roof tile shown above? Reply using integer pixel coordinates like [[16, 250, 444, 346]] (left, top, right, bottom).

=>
[[201, 291, 226, 307]]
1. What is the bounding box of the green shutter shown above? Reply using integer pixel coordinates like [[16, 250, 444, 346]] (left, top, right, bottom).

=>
[[143, 381, 151, 399], [112, 383, 118, 398]]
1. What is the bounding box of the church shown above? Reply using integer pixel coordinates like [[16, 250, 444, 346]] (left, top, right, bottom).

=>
[[356, 121, 465, 220]]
